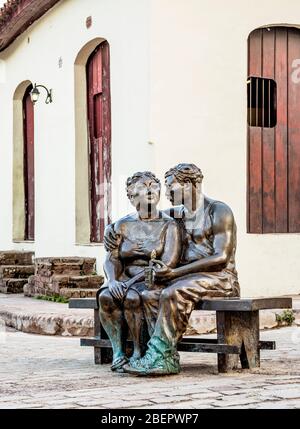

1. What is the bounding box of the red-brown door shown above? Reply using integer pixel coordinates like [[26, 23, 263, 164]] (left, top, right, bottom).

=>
[[23, 84, 35, 241], [86, 41, 111, 243], [248, 27, 300, 233]]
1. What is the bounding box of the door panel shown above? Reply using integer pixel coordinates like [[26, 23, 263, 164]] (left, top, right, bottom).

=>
[[23, 85, 35, 241], [287, 29, 300, 232], [87, 42, 111, 243], [248, 27, 300, 233], [248, 29, 263, 233], [274, 28, 288, 232]]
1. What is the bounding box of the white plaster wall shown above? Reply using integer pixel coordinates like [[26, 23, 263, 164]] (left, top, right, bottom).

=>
[[0, 0, 299, 296], [149, 0, 300, 297], [0, 0, 151, 271]]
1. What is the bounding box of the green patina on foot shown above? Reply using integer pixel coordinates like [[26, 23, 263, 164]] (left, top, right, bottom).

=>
[[124, 336, 181, 376]]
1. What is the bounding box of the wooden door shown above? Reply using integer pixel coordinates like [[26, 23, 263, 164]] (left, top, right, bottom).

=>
[[23, 84, 35, 241], [86, 41, 111, 243], [248, 27, 300, 233]]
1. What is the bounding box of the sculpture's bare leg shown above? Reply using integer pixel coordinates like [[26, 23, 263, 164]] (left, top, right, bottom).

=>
[[124, 289, 144, 360], [98, 289, 126, 365], [142, 288, 163, 336]]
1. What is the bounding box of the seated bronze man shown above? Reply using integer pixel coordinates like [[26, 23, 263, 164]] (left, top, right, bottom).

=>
[[105, 163, 240, 376], [98, 171, 181, 372]]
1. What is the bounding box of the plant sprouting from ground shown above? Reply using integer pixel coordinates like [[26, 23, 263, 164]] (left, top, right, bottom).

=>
[[35, 295, 69, 304], [276, 310, 295, 326]]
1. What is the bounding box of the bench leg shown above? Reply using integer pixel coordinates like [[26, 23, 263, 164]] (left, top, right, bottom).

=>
[[94, 309, 112, 364], [238, 311, 260, 370], [94, 347, 102, 365], [216, 310, 260, 373]]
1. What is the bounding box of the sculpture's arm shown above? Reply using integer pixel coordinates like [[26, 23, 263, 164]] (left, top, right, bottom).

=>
[[103, 250, 124, 283], [102, 251, 128, 301], [102, 222, 128, 300], [160, 221, 182, 268], [103, 221, 146, 298], [103, 222, 123, 282], [103, 223, 120, 251], [155, 203, 235, 281]]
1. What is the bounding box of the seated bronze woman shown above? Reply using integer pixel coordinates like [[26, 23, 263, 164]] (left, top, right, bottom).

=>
[[98, 171, 181, 372]]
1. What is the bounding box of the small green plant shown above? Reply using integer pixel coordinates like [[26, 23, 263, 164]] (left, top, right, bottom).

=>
[[35, 295, 69, 304], [276, 309, 295, 326]]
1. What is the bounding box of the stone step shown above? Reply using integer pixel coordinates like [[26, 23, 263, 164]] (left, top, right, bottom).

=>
[[0, 265, 35, 279], [55, 275, 104, 289], [26, 274, 104, 289], [39, 263, 82, 276], [0, 278, 28, 294], [0, 251, 34, 266], [23, 274, 104, 297], [35, 257, 96, 276], [35, 257, 96, 265], [59, 288, 98, 299]]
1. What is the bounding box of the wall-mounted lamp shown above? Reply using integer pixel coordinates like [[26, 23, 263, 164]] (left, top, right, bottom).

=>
[[30, 83, 53, 105]]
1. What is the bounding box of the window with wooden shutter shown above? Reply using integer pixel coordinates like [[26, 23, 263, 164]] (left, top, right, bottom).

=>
[[247, 27, 300, 233]]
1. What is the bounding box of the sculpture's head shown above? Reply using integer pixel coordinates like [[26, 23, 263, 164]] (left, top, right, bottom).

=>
[[126, 171, 161, 211], [164, 163, 204, 206]]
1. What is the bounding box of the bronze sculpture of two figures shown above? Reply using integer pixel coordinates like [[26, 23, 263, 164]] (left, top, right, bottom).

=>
[[99, 163, 240, 376]]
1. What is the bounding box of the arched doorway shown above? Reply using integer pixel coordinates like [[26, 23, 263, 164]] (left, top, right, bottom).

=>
[[13, 80, 35, 242], [74, 38, 111, 244]]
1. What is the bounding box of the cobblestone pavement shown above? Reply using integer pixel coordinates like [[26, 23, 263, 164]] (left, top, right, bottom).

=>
[[0, 326, 299, 409]]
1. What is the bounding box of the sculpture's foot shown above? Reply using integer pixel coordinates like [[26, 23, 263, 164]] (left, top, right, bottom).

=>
[[124, 351, 180, 376], [123, 364, 179, 376], [129, 354, 142, 367], [111, 355, 129, 373]]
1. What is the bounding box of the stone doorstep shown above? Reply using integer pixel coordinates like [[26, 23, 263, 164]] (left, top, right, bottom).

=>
[[0, 278, 29, 294], [59, 288, 98, 299], [68, 275, 104, 287], [0, 251, 34, 266], [28, 274, 104, 288], [23, 274, 104, 298], [35, 259, 96, 275], [35, 267, 95, 276], [24, 286, 99, 299], [40, 265, 82, 276], [52, 275, 104, 289], [35, 257, 96, 264], [0, 265, 35, 278], [23, 252, 103, 298]]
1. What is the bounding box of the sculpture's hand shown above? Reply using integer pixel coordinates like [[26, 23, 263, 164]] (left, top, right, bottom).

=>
[[104, 224, 121, 252], [134, 240, 153, 258], [108, 280, 126, 301], [152, 260, 175, 281]]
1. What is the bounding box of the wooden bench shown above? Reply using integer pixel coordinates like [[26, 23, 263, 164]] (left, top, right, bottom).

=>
[[69, 296, 292, 373]]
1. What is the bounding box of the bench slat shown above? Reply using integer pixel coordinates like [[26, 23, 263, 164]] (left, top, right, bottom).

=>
[[81, 337, 241, 355], [81, 337, 275, 352], [69, 297, 292, 312], [69, 298, 98, 309], [181, 337, 276, 350], [197, 297, 292, 311], [177, 342, 241, 354]]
